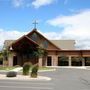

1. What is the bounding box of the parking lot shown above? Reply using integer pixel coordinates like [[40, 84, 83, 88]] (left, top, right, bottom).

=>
[[0, 68, 90, 90]]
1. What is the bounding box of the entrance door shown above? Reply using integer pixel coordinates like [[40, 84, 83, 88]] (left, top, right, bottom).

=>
[[47, 56, 52, 66], [13, 56, 18, 66]]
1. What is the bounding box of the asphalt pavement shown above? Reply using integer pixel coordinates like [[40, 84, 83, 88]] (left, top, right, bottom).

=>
[[0, 68, 90, 90]]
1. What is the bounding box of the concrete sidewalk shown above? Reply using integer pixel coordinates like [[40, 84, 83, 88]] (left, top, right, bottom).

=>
[[46, 66, 87, 69], [10, 67, 22, 72]]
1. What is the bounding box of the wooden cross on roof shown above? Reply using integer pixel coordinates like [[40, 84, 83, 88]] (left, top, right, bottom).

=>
[[33, 20, 38, 29]]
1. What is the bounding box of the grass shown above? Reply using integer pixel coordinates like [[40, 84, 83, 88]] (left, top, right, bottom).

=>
[[21, 66, 54, 71], [0, 66, 54, 71], [0, 66, 16, 71], [39, 67, 53, 70]]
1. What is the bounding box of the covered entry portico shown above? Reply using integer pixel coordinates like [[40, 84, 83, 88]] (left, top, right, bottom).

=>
[[9, 35, 39, 66]]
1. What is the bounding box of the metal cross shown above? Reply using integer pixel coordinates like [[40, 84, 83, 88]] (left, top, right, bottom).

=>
[[33, 20, 38, 29]]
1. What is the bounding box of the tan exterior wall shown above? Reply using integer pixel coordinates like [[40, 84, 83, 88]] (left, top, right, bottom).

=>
[[46, 50, 90, 66], [7, 50, 90, 67]]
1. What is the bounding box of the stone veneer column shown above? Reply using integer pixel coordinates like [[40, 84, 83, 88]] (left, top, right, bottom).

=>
[[39, 57, 42, 67], [52, 55, 58, 66], [82, 57, 85, 66], [8, 54, 13, 67], [69, 56, 72, 66]]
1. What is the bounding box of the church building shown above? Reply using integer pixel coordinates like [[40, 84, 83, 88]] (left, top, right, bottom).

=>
[[3, 28, 90, 67]]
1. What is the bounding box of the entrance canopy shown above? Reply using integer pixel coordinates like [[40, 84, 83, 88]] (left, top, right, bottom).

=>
[[11, 35, 39, 53]]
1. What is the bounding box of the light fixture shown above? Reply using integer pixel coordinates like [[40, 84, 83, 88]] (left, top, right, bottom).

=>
[[10, 46, 13, 50]]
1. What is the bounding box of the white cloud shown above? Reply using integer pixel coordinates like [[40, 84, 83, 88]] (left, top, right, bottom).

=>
[[12, 0, 55, 8], [47, 10, 90, 49], [12, 0, 24, 8], [0, 29, 27, 48], [43, 32, 62, 39], [32, 0, 55, 8]]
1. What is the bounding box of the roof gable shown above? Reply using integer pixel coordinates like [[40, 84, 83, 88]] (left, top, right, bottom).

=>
[[11, 35, 38, 52], [27, 29, 61, 51]]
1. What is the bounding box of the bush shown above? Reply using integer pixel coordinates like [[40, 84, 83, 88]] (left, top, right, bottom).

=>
[[6, 71, 17, 77], [31, 64, 39, 78], [23, 62, 31, 75]]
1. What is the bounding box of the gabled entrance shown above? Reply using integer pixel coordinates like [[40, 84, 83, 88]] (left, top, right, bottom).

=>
[[27, 29, 61, 51], [11, 35, 39, 66]]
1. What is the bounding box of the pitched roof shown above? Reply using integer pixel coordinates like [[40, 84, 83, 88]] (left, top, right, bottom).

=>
[[27, 29, 61, 50], [12, 35, 39, 46], [4, 29, 75, 51], [51, 40, 75, 50], [11, 35, 39, 51]]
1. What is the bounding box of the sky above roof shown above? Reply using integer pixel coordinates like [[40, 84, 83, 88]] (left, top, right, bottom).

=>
[[0, 0, 90, 50]]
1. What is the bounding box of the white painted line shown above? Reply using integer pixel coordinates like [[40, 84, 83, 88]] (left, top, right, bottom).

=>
[[0, 85, 53, 90]]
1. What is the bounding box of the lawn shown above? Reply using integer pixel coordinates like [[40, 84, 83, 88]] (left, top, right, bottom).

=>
[[0, 66, 16, 71], [39, 67, 54, 70], [21, 66, 54, 71], [0, 66, 54, 71]]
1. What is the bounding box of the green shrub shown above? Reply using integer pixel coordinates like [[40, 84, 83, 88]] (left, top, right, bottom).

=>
[[23, 62, 31, 75], [6, 71, 17, 77], [31, 64, 39, 78]]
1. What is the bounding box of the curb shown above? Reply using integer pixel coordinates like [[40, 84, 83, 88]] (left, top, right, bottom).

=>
[[0, 75, 51, 81]]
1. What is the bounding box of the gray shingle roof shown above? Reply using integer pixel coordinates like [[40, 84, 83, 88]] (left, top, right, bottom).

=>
[[50, 40, 75, 50], [4, 39, 75, 50]]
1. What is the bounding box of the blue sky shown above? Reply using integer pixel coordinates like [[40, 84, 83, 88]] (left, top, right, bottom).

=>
[[0, 0, 90, 50]]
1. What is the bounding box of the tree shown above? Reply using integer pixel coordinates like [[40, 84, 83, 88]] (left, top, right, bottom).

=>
[[33, 47, 47, 58], [0, 51, 3, 59], [0, 51, 3, 64], [1, 48, 10, 66], [2, 49, 9, 61]]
